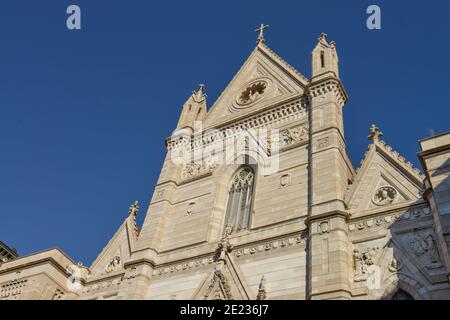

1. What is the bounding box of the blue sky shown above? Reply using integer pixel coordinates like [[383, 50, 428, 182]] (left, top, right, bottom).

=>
[[1, 0, 449, 265]]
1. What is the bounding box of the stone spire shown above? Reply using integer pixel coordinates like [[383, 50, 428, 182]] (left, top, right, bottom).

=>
[[311, 32, 340, 79], [368, 124, 383, 142], [256, 276, 267, 300], [128, 201, 140, 237], [175, 84, 207, 132]]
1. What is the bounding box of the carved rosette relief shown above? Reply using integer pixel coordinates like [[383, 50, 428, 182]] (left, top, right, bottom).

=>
[[409, 232, 442, 269], [236, 80, 268, 106], [181, 161, 216, 182], [372, 186, 398, 206]]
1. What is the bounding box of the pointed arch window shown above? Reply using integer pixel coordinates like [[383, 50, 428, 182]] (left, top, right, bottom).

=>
[[224, 166, 255, 234]]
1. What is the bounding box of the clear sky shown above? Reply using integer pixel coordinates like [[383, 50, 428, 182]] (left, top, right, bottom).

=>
[[1, 0, 449, 265]]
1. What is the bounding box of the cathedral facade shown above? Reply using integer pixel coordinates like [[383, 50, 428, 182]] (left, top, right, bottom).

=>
[[1, 31, 450, 300]]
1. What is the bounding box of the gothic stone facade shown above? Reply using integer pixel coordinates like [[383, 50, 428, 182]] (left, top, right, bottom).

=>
[[1, 33, 450, 300]]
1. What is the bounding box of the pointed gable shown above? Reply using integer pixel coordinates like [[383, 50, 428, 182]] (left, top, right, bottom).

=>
[[89, 202, 140, 277], [192, 238, 254, 300], [346, 131, 424, 216], [203, 42, 308, 129]]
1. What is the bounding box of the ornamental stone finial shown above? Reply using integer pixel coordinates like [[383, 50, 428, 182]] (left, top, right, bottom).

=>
[[192, 83, 206, 101], [128, 200, 139, 216], [318, 32, 328, 42], [256, 275, 267, 300], [368, 124, 383, 142]]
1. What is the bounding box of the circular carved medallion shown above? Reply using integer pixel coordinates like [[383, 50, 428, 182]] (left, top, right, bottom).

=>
[[236, 80, 267, 106], [372, 186, 397, 206]]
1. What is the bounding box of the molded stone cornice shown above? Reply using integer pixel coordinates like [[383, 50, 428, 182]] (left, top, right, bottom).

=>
[[308, 77, 348, 107]]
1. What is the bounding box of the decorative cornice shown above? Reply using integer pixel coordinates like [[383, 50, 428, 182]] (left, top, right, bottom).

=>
[[376, 140, 424, 180], [167, 98, 308, 152], [308, 78, 347, 107], [151, 232, 307, 277], [233, 233, 306, 258], [259, 43, 309, 84], [305, 210, 350, 226], [348, 205, 431, 233]]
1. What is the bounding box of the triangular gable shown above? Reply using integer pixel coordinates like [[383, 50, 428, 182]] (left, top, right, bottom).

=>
[[346, 140, 424, 216], [192, 250, 253, 300], [203, 42, 308, 128], [89, 212, 140, 277]]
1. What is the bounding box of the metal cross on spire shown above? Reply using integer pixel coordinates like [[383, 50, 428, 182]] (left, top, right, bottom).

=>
[[255, 23, 269, 44], [368, 124, 383, 141]]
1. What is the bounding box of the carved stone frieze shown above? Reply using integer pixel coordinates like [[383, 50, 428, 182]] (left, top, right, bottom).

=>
[[0, 278, 28, 300], [104, 256, 121, 274], [279, 124, 309, 149], [167, 98, 308, 153], [409, 232, 442, 270], [181, 161, 216, 183], [348, 207, 431, 233], [152, 233, 307, 277], [353, 247, 380, 282]]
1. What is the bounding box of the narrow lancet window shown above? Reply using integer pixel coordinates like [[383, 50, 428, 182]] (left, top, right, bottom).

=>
[[320, 51, 325, 68], [224, 166, 255, 234]]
